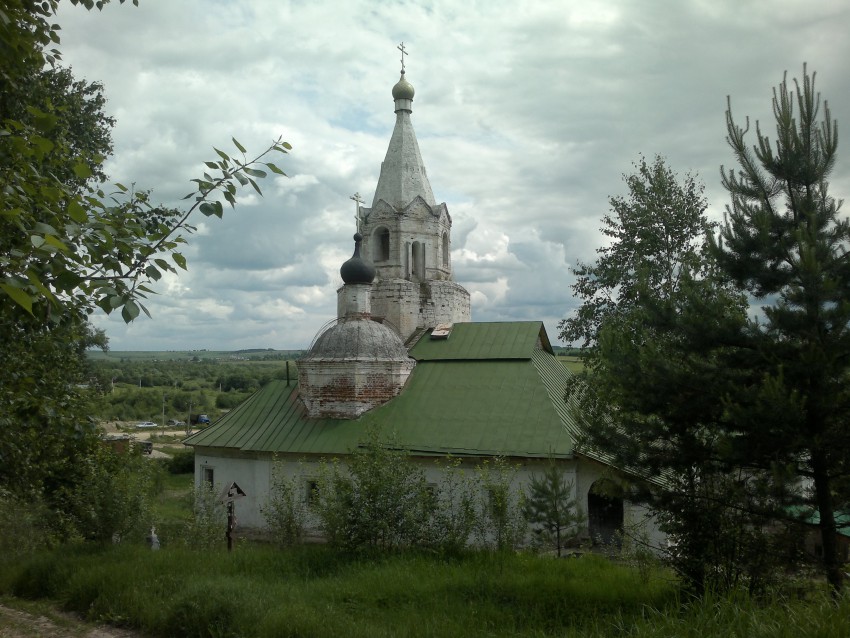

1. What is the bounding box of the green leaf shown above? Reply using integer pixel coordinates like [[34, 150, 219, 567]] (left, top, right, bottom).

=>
[[199, 202, 216, 216], [145, 265, 162, 281], [204, 161, 219, 169], [43, 235, 68, 251], [266, 162, 287, 176], [234, 172, 249, 186], [172, 252, 187, 270], [0, 283, 34, 315], [122, 299, 141, 323], [67, 199, 87, 222], [214, 147, 230, 162], [30, 235, 46, 248], [232, 137, 247, 153], [248, 178, 263, 196], [244, 167, 267, 178], [33, 222, 58, 235], [72, 161, 92, 179]]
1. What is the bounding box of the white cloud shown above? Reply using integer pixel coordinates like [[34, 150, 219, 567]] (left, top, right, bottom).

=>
[[56, 0, 850, 350]]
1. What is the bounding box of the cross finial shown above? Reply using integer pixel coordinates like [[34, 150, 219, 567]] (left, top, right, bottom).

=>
[[350, 192, 365, 232], [397, 41, 408, 73]]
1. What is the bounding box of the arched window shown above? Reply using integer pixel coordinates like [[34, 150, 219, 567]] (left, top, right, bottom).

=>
[[441, 231, 449, 267], [588, 479, 624, 547], [373, 227, 390, 262]]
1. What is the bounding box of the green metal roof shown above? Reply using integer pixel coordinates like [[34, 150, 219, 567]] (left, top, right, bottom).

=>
[[410, 321, 552, 361], [186, 322, 591, 461]]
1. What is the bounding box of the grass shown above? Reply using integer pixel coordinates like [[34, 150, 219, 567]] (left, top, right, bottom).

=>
[[2, 543, 846, 638], [149, 471, 194, 545]]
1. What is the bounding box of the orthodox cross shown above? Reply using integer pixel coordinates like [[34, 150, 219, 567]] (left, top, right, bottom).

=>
[[397, 41, 408, 72], [350, 192, 364, 232]]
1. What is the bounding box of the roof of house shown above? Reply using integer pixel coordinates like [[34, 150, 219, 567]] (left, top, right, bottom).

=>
[[185, 321, 586, 460]]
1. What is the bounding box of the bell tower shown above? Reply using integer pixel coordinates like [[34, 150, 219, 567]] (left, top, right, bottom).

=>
[[357, 45, 470, 343]]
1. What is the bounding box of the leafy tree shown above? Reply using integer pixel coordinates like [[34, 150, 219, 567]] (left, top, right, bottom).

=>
[[561, 157, 794, 593], [713, 65, 850, 594], [559, 155, 711, 349], [0, 0, 289, 544], [1, 0, 290, 322], [523, 459, 584, 556]]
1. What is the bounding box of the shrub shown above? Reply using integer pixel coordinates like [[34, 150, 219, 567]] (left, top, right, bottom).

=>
[[182, 482, 227, 550], [263, 461, 307, 547], [66, 447, 155, 544], [314, 431, 433, 552], [166, 447, 195, 474], [474, 457, 528, 552]]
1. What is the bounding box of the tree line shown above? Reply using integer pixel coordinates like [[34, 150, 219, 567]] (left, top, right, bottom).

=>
[[561, 67, 849, 595]]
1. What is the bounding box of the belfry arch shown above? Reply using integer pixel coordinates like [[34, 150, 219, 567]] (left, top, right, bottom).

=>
[[373, 227, 390, 262]]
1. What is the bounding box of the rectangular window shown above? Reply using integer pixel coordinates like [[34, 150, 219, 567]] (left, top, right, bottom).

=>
[[203, 466, 214, 486]]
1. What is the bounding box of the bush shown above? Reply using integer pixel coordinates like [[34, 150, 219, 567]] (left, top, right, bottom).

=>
[[474, 457, 528, 552], [263, 461, 307, 547], [182, 482, 227, 550], [66, 447, 155, 544], [314, 431, 433, 552], [166, 447, 195, 474], [0, 490, 60, 559]]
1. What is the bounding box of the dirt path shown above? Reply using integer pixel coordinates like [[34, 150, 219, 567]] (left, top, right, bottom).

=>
[[0, 603, 145, 638]]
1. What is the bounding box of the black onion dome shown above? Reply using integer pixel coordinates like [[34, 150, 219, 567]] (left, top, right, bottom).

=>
[[340, 233, 376, 284]]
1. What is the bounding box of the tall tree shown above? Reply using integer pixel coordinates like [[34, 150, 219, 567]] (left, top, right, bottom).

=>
[[561, 157, 794, 593], [559, 155, 711, 349], [713, 65, 850, 593], [0, 0, 289, 541]]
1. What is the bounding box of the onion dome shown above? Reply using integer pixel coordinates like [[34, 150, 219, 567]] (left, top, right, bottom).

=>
[[392, 71, 415, 100], [340, 233, 375, 284]]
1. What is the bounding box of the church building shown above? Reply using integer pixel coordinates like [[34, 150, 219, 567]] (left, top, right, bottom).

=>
[[185, 62, 658, 546]]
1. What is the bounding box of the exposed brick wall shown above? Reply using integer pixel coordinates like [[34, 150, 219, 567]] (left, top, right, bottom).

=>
[[298, 359, 414, 419]]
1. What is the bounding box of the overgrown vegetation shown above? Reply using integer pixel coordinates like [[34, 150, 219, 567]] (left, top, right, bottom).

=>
[[2, 543, 847, 638]]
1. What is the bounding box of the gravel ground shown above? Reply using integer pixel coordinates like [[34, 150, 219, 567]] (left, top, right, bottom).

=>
[[0, 603, 145, 638]]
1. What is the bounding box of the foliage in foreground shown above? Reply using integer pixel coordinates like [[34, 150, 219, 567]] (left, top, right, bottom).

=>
[[1, 544, 848, 638]]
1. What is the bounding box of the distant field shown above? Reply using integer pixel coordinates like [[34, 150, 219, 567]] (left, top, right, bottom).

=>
[[88, 349, 304, 362], [557, 355, 585, 374]]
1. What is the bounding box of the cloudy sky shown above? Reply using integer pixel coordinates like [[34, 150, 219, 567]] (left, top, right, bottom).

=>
[[55, 0, 850, 351]]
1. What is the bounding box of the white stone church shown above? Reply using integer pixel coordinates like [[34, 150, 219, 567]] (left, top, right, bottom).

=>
[[185, 64, 660, 547]]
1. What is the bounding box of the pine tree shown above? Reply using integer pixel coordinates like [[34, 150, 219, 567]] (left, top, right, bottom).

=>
[[524, 460, 584, 557], [714, 65, 850, 594]]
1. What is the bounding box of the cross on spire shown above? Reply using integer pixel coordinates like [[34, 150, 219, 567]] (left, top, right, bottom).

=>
[[397, 41, 408, 72], [350, 192, 364, 232]]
